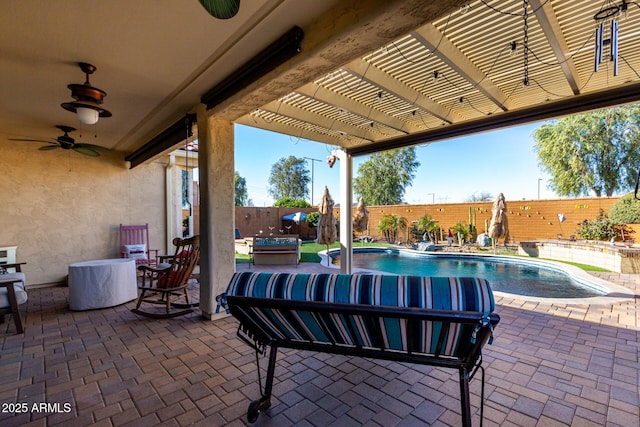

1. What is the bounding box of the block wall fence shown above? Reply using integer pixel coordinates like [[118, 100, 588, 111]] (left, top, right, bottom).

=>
[[234, 197, 622, 243], [235, 206, 318, 239]]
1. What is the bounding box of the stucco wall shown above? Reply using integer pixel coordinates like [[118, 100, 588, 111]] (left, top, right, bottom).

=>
[[0, 141, 166, 286]]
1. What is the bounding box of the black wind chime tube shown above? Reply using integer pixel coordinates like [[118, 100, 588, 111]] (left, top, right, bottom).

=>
[[595, 22, 604, 72], [612, 19, 619, 76]]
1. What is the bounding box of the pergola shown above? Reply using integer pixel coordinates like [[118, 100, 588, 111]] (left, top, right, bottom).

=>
[[2, 0, 640, 317]]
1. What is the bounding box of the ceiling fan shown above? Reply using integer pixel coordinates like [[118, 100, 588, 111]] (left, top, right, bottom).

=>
[[198, 0, 240, 19], [9, 125, 107, 157]]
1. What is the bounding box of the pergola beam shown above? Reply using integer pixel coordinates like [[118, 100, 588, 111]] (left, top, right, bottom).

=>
[[295, 83, 422, 134], [412, 24, 513, 112], [530, 0, 583, 95], [342, 59, 462, 124], [234, 114, 371, 147], [258, 98, 400, 141]]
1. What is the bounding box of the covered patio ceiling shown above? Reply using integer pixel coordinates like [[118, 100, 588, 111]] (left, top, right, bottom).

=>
[[1, 0, 640, 161], [235, 0, 640, 156]]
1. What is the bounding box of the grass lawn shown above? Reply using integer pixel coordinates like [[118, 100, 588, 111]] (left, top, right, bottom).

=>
[[235, 241, 394, 264], [538, 258, 611, 272], [474, 246, 610, 271]]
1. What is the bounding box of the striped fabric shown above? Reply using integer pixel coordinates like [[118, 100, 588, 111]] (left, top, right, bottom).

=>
[[225, 272, 495, 358]]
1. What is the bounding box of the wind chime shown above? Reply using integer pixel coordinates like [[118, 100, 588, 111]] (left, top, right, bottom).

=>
[[594, 0, 626, 76]]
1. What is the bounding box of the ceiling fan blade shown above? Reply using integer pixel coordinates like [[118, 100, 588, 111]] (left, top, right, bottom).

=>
[[38, 145, 60, 151], [73, 146, 100, 157], [9, 138, 56, 144], [76, 143, 109, 151], [199, 0, 240, 19]]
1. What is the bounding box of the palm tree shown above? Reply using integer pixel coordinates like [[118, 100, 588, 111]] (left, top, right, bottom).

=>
[[451, 221, 470, 245], [392, 215, 408, 244], [377, 215, 395, 243], [377, 214, 408, 244], [415, 214, 438, 242]]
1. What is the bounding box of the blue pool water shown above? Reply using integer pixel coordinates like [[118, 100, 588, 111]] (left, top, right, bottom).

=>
[[332, 249, 606, 298]]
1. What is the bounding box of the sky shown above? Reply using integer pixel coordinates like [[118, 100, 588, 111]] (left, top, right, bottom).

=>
[[233, 122, 558, 207]]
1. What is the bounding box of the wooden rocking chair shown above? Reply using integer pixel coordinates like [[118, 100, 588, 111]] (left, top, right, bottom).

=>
[[120, 224, 159, 268], [131, 235, 200, 319]]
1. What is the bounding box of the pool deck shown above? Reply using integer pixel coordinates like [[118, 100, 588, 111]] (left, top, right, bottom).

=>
[[0, 262, 638, 426]]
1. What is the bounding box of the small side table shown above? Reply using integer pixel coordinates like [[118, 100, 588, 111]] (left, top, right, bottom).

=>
[[68, 259, 137, 310]]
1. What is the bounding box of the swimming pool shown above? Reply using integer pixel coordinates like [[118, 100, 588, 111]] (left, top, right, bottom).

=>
[[329, 248, 608, 298]]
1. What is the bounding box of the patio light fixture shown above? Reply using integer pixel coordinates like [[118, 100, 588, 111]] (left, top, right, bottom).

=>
[[61, 62, 112, 125]]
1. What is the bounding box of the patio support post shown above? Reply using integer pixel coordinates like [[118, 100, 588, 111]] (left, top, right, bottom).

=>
[[196, 106, 236, 319], [337, 149, 353, 274], [165, 155, 182, 252]]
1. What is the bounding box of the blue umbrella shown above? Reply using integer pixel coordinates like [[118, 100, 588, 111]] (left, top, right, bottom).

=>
[[282, 212, 307, 222]]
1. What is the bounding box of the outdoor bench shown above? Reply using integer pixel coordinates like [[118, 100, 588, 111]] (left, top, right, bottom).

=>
[[217, 272, 499, 425], [251, 235, 299, 265]]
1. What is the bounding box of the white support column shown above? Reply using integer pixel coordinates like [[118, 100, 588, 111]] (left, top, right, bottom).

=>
[[165, 155, 176, 254], [196, 105, 235, 319], [337, 149, 353, 274], [165, 155, 183, 253], [185, 164, 194, 237]]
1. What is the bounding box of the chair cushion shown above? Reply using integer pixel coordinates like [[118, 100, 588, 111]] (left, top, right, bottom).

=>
[[0, 273, 28, 307], [125, 244, 147, 260]]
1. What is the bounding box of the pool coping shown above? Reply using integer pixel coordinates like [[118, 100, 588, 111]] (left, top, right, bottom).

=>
[[321, 246, 637, 305]]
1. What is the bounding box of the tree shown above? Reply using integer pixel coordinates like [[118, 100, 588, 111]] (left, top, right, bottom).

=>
[[234, 172, 250, 206], [377, 214, 407, 244], [533, 105, 640, 197], [414, 214, 439, 243], [466, 192, 493, 202], [609, 192, 640, 224], [268, 156, 310, 201], [353, 148, 420, 205], [273, 197, 311, 208]]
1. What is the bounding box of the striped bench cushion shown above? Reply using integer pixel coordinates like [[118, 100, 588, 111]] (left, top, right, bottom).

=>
[[225, 272, 495, 358]]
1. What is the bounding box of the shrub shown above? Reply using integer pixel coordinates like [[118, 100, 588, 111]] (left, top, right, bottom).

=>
[[577, 209, 616, 241], [451, 221, 470, 244], [273, 197, 311, 208], [609, 192, 640, 224], [305, 212, 320, 227]]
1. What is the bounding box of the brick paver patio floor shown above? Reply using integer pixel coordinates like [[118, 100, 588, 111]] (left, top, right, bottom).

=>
[[1, 263, 638, 426]]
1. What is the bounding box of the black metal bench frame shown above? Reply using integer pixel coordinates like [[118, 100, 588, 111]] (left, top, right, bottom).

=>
[[225, 295, 499, 426], [0, 279, 24, 334]]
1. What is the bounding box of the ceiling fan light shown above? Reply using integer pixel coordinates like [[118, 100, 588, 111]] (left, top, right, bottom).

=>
[[61, 100, 112, 124], [77, 106, 99, 125], [61, 63, 112, 124]]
